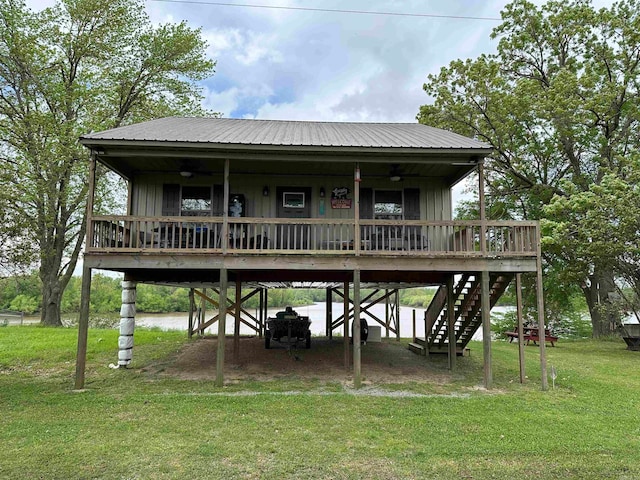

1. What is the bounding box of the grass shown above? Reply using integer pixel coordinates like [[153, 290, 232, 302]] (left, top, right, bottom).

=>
[[1, 327, 639, 479]]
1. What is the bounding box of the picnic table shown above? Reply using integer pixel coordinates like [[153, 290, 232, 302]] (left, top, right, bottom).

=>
[[505, 326, 558, 347]]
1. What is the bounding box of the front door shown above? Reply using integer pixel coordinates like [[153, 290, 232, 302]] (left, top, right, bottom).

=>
[[276, 187, 312, 249]]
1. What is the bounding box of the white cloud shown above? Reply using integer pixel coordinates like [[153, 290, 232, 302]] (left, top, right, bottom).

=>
[[31, 0, 606, 124]]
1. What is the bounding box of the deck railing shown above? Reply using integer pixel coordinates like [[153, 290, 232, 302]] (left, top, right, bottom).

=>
[[88, 216, 538, 257]]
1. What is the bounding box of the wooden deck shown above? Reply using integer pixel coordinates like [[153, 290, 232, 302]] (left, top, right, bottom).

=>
[[88, 216, 538, 258]]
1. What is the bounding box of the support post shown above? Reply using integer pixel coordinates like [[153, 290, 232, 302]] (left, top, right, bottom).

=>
[[234, 279, 241, 364], [326, 287, 332, 339], [258, 288, 264, 338], [215, 269, 228, 387], [395, 289, 400, 340], [481, 271, 492, 389], [264, 288, 269, 336], [423, 310, 428, 356], [447, 275, 457, 370], [353, 269, 361, 389], [516, 273, 526, 383], [188, 288, 194, 338], [118, 280, 137, 367], [200, 287, 207, 336], [75, 153, 96, 390], [343, 280, 349, 370], [412, 309, 416, 341], [385, 290, 390, 338], [536, 226, 548, 391], [74, 266, 92, 390]]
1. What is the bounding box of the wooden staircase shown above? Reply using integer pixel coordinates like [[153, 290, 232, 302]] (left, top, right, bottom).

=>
[[408, 273, 514, 356]]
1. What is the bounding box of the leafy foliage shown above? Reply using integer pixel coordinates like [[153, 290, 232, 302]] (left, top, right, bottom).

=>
[[0, 0, 216, 325], [419, 0, 640, 335]]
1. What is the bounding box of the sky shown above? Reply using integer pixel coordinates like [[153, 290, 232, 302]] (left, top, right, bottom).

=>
[[25, 0, 614, 122], [25, 0, 512, 122], [147, 0, 506, 122]]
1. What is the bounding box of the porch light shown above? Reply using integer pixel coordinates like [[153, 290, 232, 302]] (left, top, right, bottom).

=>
[[263, 186, 270, 196], [389, 164, 402, 182], [180, 171, 193, 178], [319, 187, 325, 197]]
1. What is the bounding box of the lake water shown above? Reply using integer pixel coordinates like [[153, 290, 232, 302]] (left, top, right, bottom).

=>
[[136, 303, 514, 341]]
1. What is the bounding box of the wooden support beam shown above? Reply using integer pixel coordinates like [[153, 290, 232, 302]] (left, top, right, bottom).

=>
[[201, 288, 207, 336], [258, 288, 264, 338], [75, 154, 96, 390], [195, 287, 262, 334], [215, 268, 228, 387], [188, 288, 194, 338], [194, 288, 221, 308], [447, 275, 456, 370], [536, 227, 548, 391], [481, 271, 492, 389], [343, 281, 349, 370], [353, 269, 362, 389], [264, 288, 269, 338], [74, 266, 92, 390], [326, 287, 332, 339], [234, 280, 241, 364], [395, 289, 400, 340], [412, 309, 416, 341], [385, 290, 390, 338], [516, 273, 526, 383]]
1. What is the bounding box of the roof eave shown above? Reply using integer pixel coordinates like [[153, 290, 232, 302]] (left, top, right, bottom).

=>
[[79, 137, 493, 157]]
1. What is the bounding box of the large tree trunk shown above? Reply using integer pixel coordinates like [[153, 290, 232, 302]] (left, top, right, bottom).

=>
[[582, 267, 619, 337], [41, 278, 63, 326], [38, 217, 85, 327]]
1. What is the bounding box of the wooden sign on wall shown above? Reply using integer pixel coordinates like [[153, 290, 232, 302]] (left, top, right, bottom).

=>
[[331, 187, 352, 209]]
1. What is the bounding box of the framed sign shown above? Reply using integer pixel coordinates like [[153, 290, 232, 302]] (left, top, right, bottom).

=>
[[283, 192, 305, 208], [331, 186, 352, 209]]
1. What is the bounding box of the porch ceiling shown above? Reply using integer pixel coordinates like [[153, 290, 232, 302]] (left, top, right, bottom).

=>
[[92, 146, 482, 187]]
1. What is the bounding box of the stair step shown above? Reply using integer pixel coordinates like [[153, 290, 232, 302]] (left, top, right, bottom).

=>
[[413, 337, 426, 346], [428, 346, 471, 357], [408, 342, 425, 355]]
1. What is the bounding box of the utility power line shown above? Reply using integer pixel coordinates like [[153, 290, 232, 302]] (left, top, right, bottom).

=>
[[148, 0, 502, 22]]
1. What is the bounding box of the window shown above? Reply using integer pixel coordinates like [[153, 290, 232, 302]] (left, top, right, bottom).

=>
[[283, 192, 305, 209], [374, 190, 403, 220], [181, 186, 212, 216]]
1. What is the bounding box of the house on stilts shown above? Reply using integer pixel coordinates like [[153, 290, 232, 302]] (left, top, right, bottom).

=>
[[74, 117, 548, 389]]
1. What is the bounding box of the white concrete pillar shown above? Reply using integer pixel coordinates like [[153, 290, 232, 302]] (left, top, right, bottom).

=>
[[118, 280, 137, 367]]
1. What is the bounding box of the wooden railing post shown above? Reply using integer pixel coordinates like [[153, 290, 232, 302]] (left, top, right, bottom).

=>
[[354, 164, 361, 256], [478, 160, 487, 255], [222, 159, 230, 255]]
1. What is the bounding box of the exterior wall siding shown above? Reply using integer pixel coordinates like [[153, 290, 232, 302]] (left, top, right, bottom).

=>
[[130, 173, 452, 221]]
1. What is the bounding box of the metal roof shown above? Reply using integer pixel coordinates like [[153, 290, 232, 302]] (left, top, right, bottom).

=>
[[80, 117, 490, 151]]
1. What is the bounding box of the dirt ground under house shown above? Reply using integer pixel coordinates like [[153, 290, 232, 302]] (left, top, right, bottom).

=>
[[160, 336, 473, 386]]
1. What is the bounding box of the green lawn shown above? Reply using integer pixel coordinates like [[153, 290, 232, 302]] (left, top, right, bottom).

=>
[[0, 326, 638, 479]]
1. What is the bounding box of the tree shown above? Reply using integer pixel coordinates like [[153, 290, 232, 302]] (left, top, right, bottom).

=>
[[544, 156, 640, 327], [0, 0, 216, 325], [419, 0, 640, 336]]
